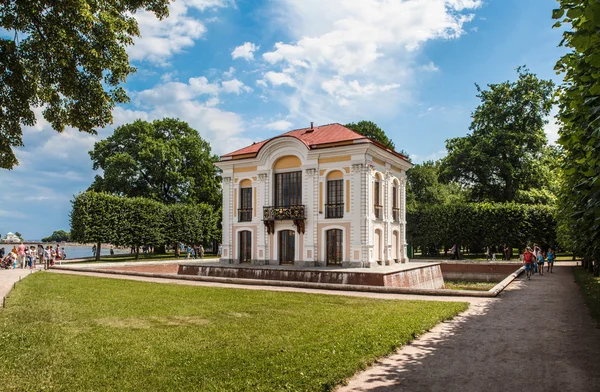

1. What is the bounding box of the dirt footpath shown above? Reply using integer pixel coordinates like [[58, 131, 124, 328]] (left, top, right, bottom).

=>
[[339, 265, 600, 392]]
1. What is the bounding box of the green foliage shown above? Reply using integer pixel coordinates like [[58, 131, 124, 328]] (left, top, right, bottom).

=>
[[0, 0, 170, 169], [0, 273, 467, 391], [165, 203, 219, 246], [440, 67, 555, 203], [89, 118, 221, 207], [70, 192, 122, 246], [345, 120, 410, 158], [573, 268, 600, 326], [406, 160, 467, 209], [42, 230, 71, 243], [70, 191, 221, 251], [14, 231, 22, 239], [407, 203, 557, 255], [554, 0, 600, 270]]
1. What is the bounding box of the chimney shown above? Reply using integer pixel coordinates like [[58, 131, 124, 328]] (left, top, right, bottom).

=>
[[310, 122, 314, 129]]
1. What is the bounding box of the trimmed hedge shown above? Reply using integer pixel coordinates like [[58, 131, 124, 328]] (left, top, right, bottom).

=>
[[407, 203, 556, 255]]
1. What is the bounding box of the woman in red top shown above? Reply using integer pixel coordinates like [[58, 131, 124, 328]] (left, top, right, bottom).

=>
[[523, 247, 535, 280]]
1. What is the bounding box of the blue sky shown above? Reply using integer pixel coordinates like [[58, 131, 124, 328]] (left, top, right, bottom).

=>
[[0, 0, 566, 240]]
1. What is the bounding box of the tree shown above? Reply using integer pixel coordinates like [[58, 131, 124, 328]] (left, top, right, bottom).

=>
[[15, 231, 22, 240], [164, 203, 219, 248], [42, 230, 71, 243], [440, 67, 555, 203], [89, 118, 221, 207], [0, 0, 170, 169], [345, 120, 410, 158], [406, 160, 467, 209], [118, 197, 166, 259], [553, 1, 600, 274], [70, 192, 122, 260]]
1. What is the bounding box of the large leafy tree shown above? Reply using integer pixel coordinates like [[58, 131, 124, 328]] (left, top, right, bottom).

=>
[[0, 0, 170, 169], [42, 230, 71, 243], [553, 1, 600, 273], [89, 118, 221, 207], [440, 67, 555, 203], [406, 160, 466, 209]]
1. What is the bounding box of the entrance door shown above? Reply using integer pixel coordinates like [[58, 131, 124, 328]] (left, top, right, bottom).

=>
[[238, 231, 252, 263], [392, 231, 398, 262], [326, 229, 343, 265], [374, 229, 381, 263], [278, 230, 295, 265]]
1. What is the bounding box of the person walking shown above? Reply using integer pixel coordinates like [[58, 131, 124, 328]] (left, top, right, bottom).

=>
[[523, 247, 535, 280], [547, 247, 555, 273], [537, 249, 545, 276], [503, 243, 509, 260], [44, 246, 51, 269], [17, 242, 26, 268], [199, 244, 205, 259], [450, 244, 458, 260]]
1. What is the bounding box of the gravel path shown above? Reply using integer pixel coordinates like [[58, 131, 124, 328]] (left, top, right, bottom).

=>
[[338, 265, 600, 392]]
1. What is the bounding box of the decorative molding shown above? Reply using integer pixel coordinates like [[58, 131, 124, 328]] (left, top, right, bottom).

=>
[[351, 163, 364, 173], [305, 168, 317, 177], [258, 173, 268, 182], [222, 177, 232, 184]]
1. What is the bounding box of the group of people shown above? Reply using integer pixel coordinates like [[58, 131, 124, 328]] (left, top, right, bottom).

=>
[[1, 242, 66, 269], [522, 244, 555, 280], [485, 244, 512, 261], [185, 244, 205, 259]]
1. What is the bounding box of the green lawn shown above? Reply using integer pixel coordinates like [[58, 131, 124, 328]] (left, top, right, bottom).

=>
[[444, 280, 497, 291], [573, 267, 600, 326], [0, 273, 467, 391]]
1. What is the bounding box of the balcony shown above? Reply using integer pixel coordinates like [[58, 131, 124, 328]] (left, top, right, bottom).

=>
[[374, 204, 383, 220], [325, 203, 344, 219], [263, 205, 306, 234], [238, 208, 252, 222], [392, 208, 400, 222]]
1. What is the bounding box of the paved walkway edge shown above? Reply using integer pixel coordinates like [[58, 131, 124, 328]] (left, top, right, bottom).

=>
[[50, 265, 518, 297]]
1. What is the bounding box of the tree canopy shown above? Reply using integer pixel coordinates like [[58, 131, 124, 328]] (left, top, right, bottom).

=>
[[553, 1, 600, 273], [42, 230, 71, 243], [345, 120, 395, 150], [440, 67, 555, 203], [0, 0, 170, 169], [89, 118, 221, 207], [406, 160, 466, 209]]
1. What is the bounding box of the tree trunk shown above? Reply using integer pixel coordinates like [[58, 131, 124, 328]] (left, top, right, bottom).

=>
[[174, 242, 180, 257], [135, 246, 140, 260], [155, 244, 166, 254], [95, 242, 101, 261]]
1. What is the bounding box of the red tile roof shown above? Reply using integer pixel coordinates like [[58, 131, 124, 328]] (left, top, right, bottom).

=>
[[221, 123, 409, 161]]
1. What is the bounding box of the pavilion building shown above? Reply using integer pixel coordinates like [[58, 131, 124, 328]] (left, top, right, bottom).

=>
[[215, 123, 413, 268]]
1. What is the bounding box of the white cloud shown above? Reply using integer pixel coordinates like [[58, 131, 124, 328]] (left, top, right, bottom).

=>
[[256, 0, 481, 122], [261, 71, 295, 87], [135, 76, 220, 106], [231, 42, 260, 60], [221, 79, 253, 94], [265, 120, 293, 131], [223, 67, 236, 78], [422, 61, 440, 72], [129, 0, 231, 64]]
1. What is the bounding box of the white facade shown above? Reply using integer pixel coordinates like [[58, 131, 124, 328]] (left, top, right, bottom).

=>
[[3, 232, 20, 242], [216, 135, 412, 268]]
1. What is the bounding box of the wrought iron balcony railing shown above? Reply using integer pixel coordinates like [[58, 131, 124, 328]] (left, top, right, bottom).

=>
[[263, 205, 306, 221], [374, 204, 383, 220], [238, 208, 252, 222], [392, 207, 400, 222], [325, 203, 344, 219]]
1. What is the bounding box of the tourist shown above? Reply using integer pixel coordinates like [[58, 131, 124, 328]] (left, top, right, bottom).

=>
[[44, 246, 51, 268], [547, 247, 555, 273], [39, 244, 45, 267], [17, 242, 26, 268], [0, 247, 5, 259], [110, 246, 115, 256], [450, 244, 459, 260], [486, 246, 492, 261], [50, 246, 56, 266], [199, 244, 205, 259], [537, 249, 545, 276], [61, 247, 66, 260], [92, 244, 97, 256], [503, 243, 509, 260], [523, 247, 535, 280]]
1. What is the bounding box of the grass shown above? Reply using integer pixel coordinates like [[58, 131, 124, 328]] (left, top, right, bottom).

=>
[[573, 267, 600, 327], [444, 280, 497, 291], [0, 273, 467, 391]]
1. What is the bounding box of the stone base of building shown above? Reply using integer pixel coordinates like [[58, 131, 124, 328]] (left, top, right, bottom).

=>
[[178, 262, 444, 289]]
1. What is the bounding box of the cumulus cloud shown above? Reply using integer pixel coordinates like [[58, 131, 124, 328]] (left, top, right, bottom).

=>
[[257, 0, 481, 122], [129, 0, 231, 64], [231, 42, 260, 60], [265, 120, 293, 131], [221, 79, 253, 94]]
